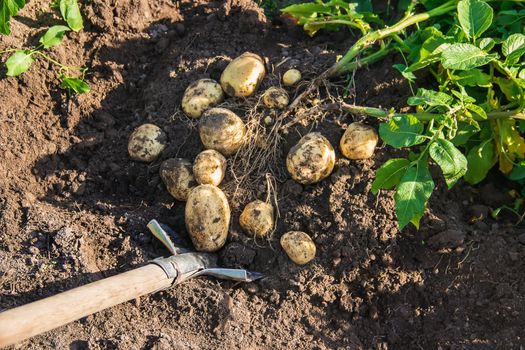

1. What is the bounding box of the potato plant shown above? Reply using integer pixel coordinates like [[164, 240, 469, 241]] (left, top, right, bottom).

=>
[[0, 0, 89, 94], [283, 0, 525, 229]]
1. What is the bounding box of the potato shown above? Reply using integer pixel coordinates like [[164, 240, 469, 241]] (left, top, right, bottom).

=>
[[159, 158, 196, 201], [128, 123, 167, 162], [185, 184, 230, 252], [193, 149, 227, 186], [220, 52, 266, 97], [340, 122, 379, 160], [280, 231, 316, 265], [181, 78, 225, 119], [199, 107, 246, 156], [239, 200, 274, 237], [262, 87, 289, 109], [286, 132, 335, 184], [282, 69, 301, 86]]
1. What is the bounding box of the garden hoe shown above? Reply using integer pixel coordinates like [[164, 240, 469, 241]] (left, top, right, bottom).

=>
[[0, 220, 262, 348]]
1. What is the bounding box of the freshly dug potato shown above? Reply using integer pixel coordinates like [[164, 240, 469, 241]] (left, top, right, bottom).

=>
[[185, 184, 230, 252], [282, 69, 301, 86], [128, 124, 167, 162], [286, 132, 335, 184], [181, 78, 225, 118], [280, 231, 316, 265], [199, 107, 246, 156], [193, 149, 227, 186], [159, 158, 196, 201], [220, 52, 266, 97], [262, 87, 289, 109], [340, 122, 379, 159], [239, 200, 274, 237]]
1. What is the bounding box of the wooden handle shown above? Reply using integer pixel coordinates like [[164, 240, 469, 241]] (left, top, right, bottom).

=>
[[0, 263, 173, 348]]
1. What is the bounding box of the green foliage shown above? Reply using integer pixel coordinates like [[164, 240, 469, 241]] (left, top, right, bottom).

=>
[[1, 0, 88, 94], [6, 50, 32, 76], [0, 0, 25, 35], [283, 0, 525, 230]]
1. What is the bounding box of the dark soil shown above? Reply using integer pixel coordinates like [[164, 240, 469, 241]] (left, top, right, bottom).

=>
[[1, 1, 525, 349]]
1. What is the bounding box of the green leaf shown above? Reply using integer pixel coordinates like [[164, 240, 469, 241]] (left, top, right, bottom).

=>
[[6, 50, 33, 76], [457, 0, 493, 41], [502, 33, 525, 65], [281, 3, 331, 18], [508, 164, 525, 181], [0, 0, 25, 35], [58, 0, 83, 31], [478, 37, 496, 51], [407, 88, 453, 107], [452, 121, 479, 146], [466, 104, 487, 119], [39, 25, 70, 49], [59, 75, 90, 94], [464, 141, 496, 184], [429, 138, 468, 188], [371, 158, 410, 195], [441, 43, 498, 70], [453, 69, 491, 87], [379, 115, 426, 148], [393, 63, 416, 82], [495, 77, 522, 102], [395, 159, 435, 230]]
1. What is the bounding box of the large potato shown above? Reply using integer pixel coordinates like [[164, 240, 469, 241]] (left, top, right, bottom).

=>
[[185, 184, 231, 252], [340, 122, 378, 159], [128, 124, 167, 162], [239, 200, 274, 237], [286, 132, 335, 184], [262, 87, 289, 109], [199, 107, 246, 156], [159, 158, 196, 201], [280, 231, 316, 265], [220, 52, 265, 97], [181, 79, 225, 118], [193, 149, 227, 186]]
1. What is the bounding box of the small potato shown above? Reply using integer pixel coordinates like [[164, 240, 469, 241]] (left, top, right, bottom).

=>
[[280, 231, 316, 265], [282, 69, 301, 86], [185, 184, 230, 252], [193, 150, 227, 186], [262, 87, 289, 109], [160, 158, 196, 201], [181, 78, 224, 119], [286, 132, 335, 184], [128, 124, 167, 162], [239, 200, 274, 237], [199, 107, 246, 156], [220, 52, 266, 97], [340, 122, 379, 159]]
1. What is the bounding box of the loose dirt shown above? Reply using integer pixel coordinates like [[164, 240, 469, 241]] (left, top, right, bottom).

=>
[[1, 1, 524, 349]]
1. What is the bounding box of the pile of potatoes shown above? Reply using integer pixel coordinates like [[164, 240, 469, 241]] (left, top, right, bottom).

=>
[[127, 51, 379, 265]]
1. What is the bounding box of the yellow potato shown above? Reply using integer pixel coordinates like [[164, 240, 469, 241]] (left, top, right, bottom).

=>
[[340, 122, 379, 159], [262, 87, 289, 109], [185, 184, 230, 252], [280, 231, 316, 265], [159, 158, 196, 201], [286, 132, 335, 184], [128, 123, 167, 162], [199, 107, 246, 156], [239, 200, 274, 237], [181, 78, 225, 118], [193, 149, 227, 186], [220, 52, 266, 97], [282, 69, 301, 86]]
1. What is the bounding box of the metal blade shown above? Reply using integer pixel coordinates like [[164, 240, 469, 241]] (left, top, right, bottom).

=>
[[147, 220, 192, 255], [198, 268, 264, 282]]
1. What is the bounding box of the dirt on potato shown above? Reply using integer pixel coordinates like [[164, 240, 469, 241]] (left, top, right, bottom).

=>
[[1, 1, 525, 349]]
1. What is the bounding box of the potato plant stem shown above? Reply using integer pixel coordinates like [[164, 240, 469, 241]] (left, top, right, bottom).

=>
[[340, 103, 525, 121], [328, 0, 458, 77]]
